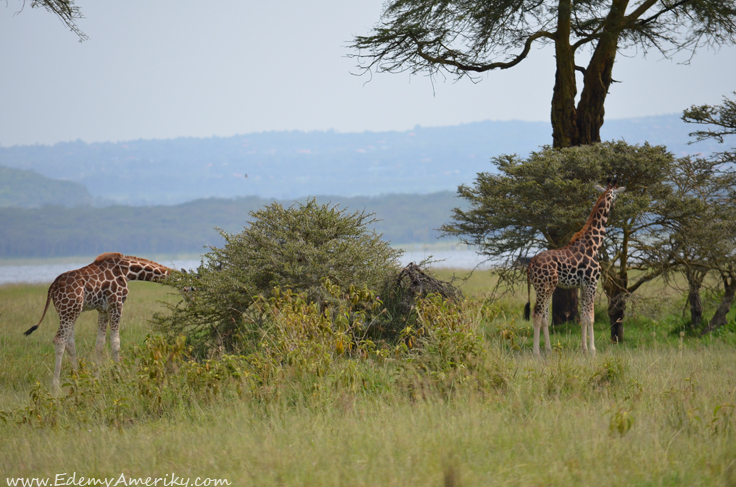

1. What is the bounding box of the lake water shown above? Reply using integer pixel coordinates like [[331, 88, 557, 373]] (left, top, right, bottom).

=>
[[0, 250, 493, 285]]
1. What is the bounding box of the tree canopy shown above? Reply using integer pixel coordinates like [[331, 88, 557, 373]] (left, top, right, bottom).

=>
[[351, 0, 736, 148], [679, 92, 736, 333], [648, 156, 736, 331]]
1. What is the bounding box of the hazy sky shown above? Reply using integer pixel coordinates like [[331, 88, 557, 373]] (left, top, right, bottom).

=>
[[2, 1, 735, 147]]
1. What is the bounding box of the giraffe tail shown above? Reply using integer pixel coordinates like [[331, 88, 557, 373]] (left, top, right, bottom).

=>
[[523, 268, 531, 321], [24, 286, 52, 336]]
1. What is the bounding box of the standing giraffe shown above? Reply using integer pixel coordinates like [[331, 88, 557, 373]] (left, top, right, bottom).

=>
[[524, 180, 625, 356], [24, 252, 172, 388]]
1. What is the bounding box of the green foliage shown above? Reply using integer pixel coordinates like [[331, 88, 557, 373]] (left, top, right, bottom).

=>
[[155, 199, 402, 353], [1, 291, 505, 428], [442, 140, 676, 317], [2, 336, 249, 429], [400, 295, 509, 398], [442, 140, 674, 258], [249, 281, 386, 381], [607, 406, 635, 437]]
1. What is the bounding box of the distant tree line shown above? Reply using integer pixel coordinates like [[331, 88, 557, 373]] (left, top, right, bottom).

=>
[[0, 192, 465, 258]]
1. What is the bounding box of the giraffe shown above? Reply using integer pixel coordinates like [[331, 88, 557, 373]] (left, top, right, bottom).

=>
[[524, 180, 625, 357], [24, 252, 172, 388]]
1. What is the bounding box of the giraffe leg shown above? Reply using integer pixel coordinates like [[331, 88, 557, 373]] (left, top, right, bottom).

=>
[[52, 338, 65, 391], [533, 315, 541, 357], [52, 309, 80, 390], [65, 331, 77, 374], [581, 284, 597, 356], [109, 305, 123, 363], [588, 313, 596, 357], [95, 310, 109, 362], [542, 303, 552, 354], [533, 289, 553, 357]]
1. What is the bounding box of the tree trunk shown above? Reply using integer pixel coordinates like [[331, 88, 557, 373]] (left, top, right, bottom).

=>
[[552, 287, 580, 325], [574, 0, 627, 145], [702, 270, 736, 335], [550, 0, 578, 149], [603, 265, 629, 343], [685, 268, 706, 330]]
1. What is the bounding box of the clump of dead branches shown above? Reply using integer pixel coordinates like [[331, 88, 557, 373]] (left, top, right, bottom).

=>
[[389, 263, 462, 316]]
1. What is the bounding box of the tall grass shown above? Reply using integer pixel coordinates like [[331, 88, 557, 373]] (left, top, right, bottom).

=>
[[2, 275, 735, 486]]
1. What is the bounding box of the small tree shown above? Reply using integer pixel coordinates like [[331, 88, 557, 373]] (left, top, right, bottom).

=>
[[155, 199, 403, 353], [442, 141, 674, 340], [681, 92, 736, 333], [643, 156, 736, 331]]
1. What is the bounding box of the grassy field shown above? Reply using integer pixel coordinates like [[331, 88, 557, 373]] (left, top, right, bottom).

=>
[[1, 272, 736, 486]]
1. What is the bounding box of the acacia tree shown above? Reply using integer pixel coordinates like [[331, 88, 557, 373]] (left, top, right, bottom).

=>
[[643, 157, 736, 330], [441, 141, 676, 341], [351, 0, 736, 324], [681, 92, 736, 333]]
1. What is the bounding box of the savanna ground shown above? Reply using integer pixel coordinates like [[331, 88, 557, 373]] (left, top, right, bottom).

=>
[[1, 270, 736, 486]]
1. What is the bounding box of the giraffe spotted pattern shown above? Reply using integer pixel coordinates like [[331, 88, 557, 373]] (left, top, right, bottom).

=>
[[525, 181, 625, 356], [25, 252, 172, 389]]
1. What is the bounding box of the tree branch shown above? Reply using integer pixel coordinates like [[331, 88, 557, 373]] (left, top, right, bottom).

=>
[[30, 0, 88, 41], [413, 30, 555, 72], [636, 0, 695, 27], [624, 0, 662, 24], [627, 268, 663, 294]]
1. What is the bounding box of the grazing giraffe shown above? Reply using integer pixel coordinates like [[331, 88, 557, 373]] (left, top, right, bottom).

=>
[[524, 180, 625, 356], [24, 252, 172, 388]]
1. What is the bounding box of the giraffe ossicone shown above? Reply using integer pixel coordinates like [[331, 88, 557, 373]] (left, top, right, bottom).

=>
[[524, 180, 625, 356], [25, 252, 172, 389]]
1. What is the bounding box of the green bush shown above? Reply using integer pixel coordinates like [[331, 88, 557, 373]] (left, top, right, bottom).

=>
[[154, 199, 402, 354]]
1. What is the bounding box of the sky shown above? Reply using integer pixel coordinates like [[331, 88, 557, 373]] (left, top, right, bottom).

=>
[[1, 1, 735, 147]]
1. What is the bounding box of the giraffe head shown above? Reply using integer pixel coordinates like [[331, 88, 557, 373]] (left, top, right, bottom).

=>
[[569, 178, 625, 247], [594, 178, 626, 208]]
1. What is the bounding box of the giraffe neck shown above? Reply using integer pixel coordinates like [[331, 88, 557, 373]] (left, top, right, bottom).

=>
[[121, 256, 171, 282], [569, 190, 614, 254]]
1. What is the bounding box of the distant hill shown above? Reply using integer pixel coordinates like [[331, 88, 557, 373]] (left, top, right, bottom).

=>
[[0, 192, 466, 259], [0, 165, 94, 208], [0, 115, 719, 206]]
